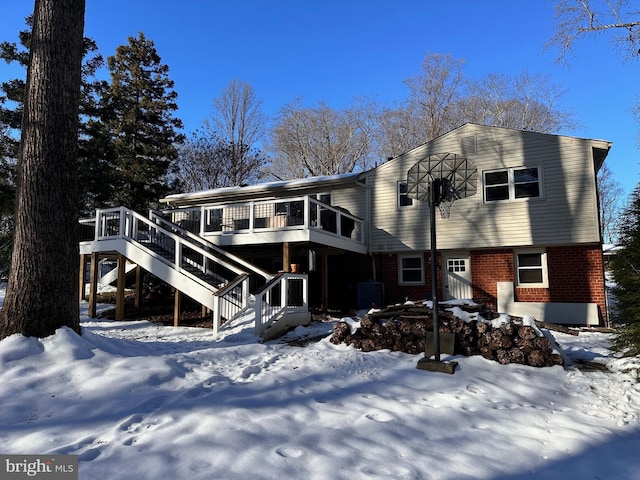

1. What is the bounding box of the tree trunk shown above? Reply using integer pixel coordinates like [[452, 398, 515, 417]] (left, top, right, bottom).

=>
[[0, 0, 86, 338]]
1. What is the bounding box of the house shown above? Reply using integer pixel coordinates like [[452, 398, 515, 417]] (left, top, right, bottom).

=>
[[359, 123, 610, 326], [80, 124, 612, 335]]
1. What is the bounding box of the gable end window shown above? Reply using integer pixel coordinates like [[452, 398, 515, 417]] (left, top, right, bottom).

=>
[[484, 167, 541, 202], [515, 250, 548, 287], [398, 254, 424, 285], [397, 181, 414, 208]]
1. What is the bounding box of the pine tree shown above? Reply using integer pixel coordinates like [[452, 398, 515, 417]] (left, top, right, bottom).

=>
[[102, 32, 184, 212], [0, 16, 107, 219], [610, 184, 640, 355], [0, 0, 85, 339]]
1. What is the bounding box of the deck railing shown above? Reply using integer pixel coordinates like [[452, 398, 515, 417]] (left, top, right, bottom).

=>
[[93, 207, 245, 283], [85, 207, 251, 327], [253, 272, 308, 336], [212, 273, 250, 334], [81, 207, 310, 337], [162, 195, 365, 245], [149, 209, 272, 281]]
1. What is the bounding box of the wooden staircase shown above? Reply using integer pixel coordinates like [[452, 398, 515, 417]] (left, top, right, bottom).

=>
[[80, 207, 310, 337]]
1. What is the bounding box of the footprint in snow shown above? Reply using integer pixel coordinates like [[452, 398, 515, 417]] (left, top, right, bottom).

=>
[[240, 365, 261, 379], [275, 446, 306, 459], [118, 414, 144, 432], [365, 410, 395, 423], [466, 384, 484, 394]]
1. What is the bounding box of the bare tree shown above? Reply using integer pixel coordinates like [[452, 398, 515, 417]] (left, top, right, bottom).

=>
[[0, 0, 85, 339], [376, 103, 427, 160], [548, 0, 640, 62], [403, 52, 466, 142], [377, 52, 576, 160], [598, 163, 624, 244], [204, 79, 267, 185], [548, 0, 640, 145], [175, 129, 264, 192], [267, 97, 378, 179], [455, 72, 577, 133]]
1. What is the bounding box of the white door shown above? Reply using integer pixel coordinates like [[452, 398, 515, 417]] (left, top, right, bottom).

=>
[[442, 253, 472, 300]]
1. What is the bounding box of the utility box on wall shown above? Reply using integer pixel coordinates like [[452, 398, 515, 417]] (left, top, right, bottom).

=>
[[356, 281, 384, 310]]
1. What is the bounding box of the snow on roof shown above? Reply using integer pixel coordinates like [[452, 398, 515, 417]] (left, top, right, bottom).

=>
[[161, 172, 362, 204], [603, 244, 622, 255]]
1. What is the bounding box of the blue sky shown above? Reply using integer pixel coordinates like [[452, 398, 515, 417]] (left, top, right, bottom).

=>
[[1, 0, 639, 196]]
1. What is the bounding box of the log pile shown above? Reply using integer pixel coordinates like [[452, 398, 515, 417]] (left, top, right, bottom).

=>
[[330, 302, 564, 368]]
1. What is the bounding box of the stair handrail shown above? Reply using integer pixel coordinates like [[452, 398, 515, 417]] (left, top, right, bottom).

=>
[[211, 273, 250, 334], [253, 272, 308, 336], [149, 209, 272, 281], [94, 207, 246, 292]]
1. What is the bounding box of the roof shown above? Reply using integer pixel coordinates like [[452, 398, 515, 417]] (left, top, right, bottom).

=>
[[161, 172, 363, 207], [359, 123, 613, 178]]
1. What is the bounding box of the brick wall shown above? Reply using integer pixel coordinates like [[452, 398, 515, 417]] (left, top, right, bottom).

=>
[[546, 244, 606, 311], [378, 253, 441, 304], [377, 245, 606, 316], [470, 249, 513, 308]]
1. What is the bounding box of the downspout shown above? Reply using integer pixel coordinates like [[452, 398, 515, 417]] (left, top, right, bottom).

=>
[[359, 175, 376, 281]]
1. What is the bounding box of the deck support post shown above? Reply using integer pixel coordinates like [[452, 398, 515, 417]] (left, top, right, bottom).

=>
[[174, 289, 182, 327], [78, 253, 87, 301], [87, 251, 99, 318], [134, 265, 143, 309], [115, 253, 126, 321], [283, 242, 291, 272], [321, 253, 329, 310]]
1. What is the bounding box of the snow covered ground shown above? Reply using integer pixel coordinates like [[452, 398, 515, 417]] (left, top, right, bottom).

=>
[[1, 285, 640, 479]]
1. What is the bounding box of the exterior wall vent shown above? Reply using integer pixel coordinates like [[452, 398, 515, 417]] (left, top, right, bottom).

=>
[[461, 136, 477, 155]]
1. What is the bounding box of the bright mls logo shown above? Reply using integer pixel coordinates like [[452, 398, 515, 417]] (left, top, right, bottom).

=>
[[0, 455, 77, 480]]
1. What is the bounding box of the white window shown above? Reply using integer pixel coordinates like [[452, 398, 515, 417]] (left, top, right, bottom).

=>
[[316, 192, 331, 204], [515, 250, 548, 287], [397, 181, 414, 208], [484, 166, 541, 202], [399, 254, 424, 285]]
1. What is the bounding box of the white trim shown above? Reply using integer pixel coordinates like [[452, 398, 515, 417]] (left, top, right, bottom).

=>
[[514, 249, 549, 288], [483, 165, 544, 203], [397, 181, 416, 209], [442, 251, 472, 300], [398, 253, 424, 285]]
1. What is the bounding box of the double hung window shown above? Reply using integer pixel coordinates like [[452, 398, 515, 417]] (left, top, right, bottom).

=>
[[398, 254, 424, 285], [515, 250, 548, 287], [484, 167, 541, 202], [397, 181, 414, 208]]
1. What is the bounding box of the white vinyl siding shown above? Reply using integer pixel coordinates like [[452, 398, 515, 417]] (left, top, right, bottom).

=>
[[366, 124, 604, 253]]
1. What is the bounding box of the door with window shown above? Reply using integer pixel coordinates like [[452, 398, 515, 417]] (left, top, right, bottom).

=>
[[442, 252, 472, 300]]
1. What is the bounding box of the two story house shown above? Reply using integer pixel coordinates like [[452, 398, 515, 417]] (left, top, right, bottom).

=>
[[81, 124, 611, 335]]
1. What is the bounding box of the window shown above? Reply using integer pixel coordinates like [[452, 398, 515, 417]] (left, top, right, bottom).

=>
[[399, 254, 424, 285], [484, 167, 541, 202], [316, 192, 331, 205], [447, 258, 466, 273], [515, 250, 548, 287], [397, 181, 414, 208]]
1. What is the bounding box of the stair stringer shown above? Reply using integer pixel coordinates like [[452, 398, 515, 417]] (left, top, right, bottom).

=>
[[89, 237, 218, 311]]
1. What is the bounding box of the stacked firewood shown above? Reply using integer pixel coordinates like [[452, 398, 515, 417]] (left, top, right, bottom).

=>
[[330, 302, 564, 368]]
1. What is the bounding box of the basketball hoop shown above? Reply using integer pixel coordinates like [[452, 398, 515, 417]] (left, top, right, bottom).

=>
[[406, 152, 478, 207], [429, 176, 456, 220], [405, 152, 478, 365], [438, 197, 454, 219]]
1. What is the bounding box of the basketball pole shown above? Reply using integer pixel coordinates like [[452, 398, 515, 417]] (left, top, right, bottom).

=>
[[417, 178, 457, 373], [430, 179, 441, 362], [409, 153, 476, 374]]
